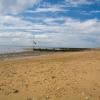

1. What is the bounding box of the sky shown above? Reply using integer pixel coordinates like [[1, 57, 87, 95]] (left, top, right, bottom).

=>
[[0, 0, 100, 48]]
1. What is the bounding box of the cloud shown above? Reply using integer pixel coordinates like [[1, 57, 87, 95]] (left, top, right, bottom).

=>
[[0, 31, 33, 46], [0, 14, 100, 47], [27, 7, 61, 13], [90, 10, 100, 14], [0, 0, 99, 48], [65, 0, 93, 6], [26, 5, 68, 13], [0, 0, 40, 15], [0, 15, 34, 31]]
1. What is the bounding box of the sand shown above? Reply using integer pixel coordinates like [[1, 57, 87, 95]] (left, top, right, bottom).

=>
[[0, 50, 100, 100]]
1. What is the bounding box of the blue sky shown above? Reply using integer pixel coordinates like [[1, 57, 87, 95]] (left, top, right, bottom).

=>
[[0, 0, 100, 48]]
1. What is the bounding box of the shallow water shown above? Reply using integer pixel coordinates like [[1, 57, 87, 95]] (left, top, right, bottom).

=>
[[0, 46, 30, 54]]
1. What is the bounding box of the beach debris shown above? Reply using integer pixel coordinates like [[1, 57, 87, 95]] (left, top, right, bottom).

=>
[[13, 89, 19, 93], [51, 76, 56, 79]]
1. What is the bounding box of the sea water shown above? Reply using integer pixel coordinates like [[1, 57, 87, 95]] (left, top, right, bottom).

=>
[[0, 46, 30, 54]]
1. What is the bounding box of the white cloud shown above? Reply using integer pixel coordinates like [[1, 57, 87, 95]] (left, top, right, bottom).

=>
[[90, 10, 100, 14], [0, 15, 34, 30], [0, 31, 33, 46], [26, 5, 68, 13], [65, 0, 93, 6], [0, 0, 99, 48], [0, 14, 100, 47], [0, 0, 40, 15], [28, 7, 61, 12]]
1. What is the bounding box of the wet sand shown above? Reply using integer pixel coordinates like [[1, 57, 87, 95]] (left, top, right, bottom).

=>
[[0, 50, 100, 100]]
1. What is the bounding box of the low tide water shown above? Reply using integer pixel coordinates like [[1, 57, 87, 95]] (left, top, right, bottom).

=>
[[0, 46, 29, 54]]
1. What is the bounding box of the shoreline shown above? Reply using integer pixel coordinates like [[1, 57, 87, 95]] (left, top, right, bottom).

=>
[[0, 48, 99, 60], [0, 50, 55, 60]]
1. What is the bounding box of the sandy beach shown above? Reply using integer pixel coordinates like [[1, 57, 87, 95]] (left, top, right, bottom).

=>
[[0, 50, 100, 100]]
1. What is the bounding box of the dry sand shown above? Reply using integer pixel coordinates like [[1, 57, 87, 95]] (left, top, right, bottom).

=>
[[0, 50, 100, 100]]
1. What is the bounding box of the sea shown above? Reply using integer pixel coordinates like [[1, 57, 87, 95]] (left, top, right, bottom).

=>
[[0, 45, 32, 54]]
